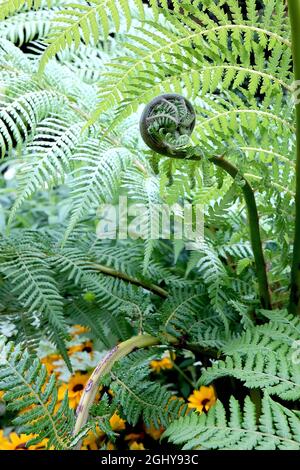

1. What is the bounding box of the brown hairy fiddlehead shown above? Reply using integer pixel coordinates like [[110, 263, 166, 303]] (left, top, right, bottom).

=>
[[139, 94, 196, 157]]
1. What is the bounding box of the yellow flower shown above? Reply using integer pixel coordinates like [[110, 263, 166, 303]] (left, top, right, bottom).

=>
[[107, 441, 115, 450], [188, 385, 217, 413], [144, 424, 164, 440], [1, 432, 40, 450], [0, 390, 4, 401], [68, 340, 93, 355], [129, 441, 145, 450], [0, 432, 50, 450], [0, 430, 11, 450], [82, 426, 105, 450], [71, 324, 90, 336], [41, 354, 61, 376], [8, 432, 35, 450], [150, 357, 173, 373], [109, 412, 126, 431], [58, 372, 89, 409]]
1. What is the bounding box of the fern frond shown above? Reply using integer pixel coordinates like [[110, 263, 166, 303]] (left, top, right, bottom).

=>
[[0, 90, 65, 157], [190, 244, 231, 330], [89, 0, 292, 129], [158, 286, 206, 337], [38, 0, 145, 72], [199, 349, 300, 401], [50, 245, 147, 325], [223, 310, 300, 356], [0, 8, 56, 45], [164, 395, 300, 450], [0, 339, 74, 449], [109, 348, 187, 427], [8, 115, 87, 224], [64, 139, 133, 241], [0, 0, 41, 20], [122, 165, 162, 271], [0, 238, 70, 363]]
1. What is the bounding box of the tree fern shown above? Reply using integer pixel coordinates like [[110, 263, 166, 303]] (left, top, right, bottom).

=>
[[1, 0, 300, 452]]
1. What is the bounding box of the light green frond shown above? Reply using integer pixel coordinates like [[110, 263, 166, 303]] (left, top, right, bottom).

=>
[[38, 0, 145, 72], [164, 395, 300, 450], [9, 115, 87, 224], [64, 139, 134, 242], [0, 89, 65, 157]]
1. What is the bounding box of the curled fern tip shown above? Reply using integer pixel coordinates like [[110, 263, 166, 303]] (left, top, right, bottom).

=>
[[139, 94, 196, 157]]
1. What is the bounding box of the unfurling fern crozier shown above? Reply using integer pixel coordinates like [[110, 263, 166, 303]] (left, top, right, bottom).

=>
[[139, 94, 196, 157]]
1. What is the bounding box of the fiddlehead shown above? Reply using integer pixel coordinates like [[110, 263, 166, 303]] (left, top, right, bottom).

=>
[[139, 94, 196, 156], [140, 94, 272, 310]]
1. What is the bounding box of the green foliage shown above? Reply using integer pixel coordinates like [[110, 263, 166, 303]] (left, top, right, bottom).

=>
[[0, 0, 299, 451], [38, 0, 146, 72], [0, 339, 74, 449], [108, 349, 188, 427], [199, 309, 300, 401], [164, 395, 300, 450]]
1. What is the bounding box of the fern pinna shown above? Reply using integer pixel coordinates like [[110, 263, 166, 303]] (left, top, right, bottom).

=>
[[0, 0, 300, 451]]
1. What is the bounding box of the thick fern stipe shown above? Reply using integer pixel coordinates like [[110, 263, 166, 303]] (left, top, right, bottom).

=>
[[0, 0, 298, 452], [288, 0, 300, 316]]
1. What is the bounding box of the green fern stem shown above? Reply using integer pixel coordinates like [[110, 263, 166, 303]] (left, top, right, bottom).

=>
[[288, 0, 300, 315], [90, 263, 168, 298], [185, 154, 271, 309], [186, 153, 272, 309], [211, 156, 271, 310], [72, 334, 163, 449]]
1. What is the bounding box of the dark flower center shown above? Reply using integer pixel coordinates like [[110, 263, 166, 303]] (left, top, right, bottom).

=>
[[73, 383, 84, 392], [201, 398, 210, 407], [15, 443, 28, 450]]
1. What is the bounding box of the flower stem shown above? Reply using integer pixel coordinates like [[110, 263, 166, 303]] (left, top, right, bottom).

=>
[[72, 334, 161, 449], [169, 351, 196, 389], [288, 0, 300, 315]]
